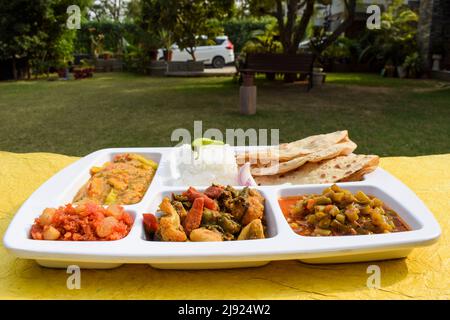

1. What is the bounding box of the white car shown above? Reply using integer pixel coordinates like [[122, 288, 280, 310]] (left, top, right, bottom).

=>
[[158, 36, 235, 68]]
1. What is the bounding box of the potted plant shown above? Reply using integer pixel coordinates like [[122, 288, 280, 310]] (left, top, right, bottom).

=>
[[146, 50, 156, 62], [73, 59, 94, 79], [431, 42, 445, 71], [431, 54, 442, 71], [312, 65, 326, 86], [100, 51, 113, 60], [55, 61, 68, 79], [397, 65, 407, 78], [142, 33, 161, 63], [402, 52, 422, 78], [159, 29, 174, 62], [382, 60, 396, 77]]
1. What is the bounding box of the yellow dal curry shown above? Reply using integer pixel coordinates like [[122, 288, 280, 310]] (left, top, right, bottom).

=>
[[73, 153, 157, 205]]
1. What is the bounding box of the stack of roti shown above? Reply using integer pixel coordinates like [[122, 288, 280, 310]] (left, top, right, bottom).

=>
[[236, 131, 379, 185]]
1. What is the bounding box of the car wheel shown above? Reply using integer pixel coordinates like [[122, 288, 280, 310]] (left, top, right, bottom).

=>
[[212, 56, 225, 68]]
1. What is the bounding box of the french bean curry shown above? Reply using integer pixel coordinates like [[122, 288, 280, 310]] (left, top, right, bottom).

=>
[[279, 184, 410, 236]]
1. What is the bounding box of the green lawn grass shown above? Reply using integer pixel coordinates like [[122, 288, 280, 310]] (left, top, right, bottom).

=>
[[0, 72, 449, 157]]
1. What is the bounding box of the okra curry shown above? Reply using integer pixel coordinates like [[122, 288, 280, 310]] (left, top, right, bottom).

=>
[[73, 153, 158, 205], [279, 184, 410, 236]]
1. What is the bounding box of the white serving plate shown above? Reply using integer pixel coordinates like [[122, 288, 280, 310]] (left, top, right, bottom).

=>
[[3, 147, 441, 269]]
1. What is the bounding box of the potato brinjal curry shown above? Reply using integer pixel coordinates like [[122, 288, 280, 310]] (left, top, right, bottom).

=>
[[143, 185, 267, 242]]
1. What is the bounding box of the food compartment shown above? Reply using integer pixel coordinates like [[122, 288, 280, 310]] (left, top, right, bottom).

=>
[[26, 203, 138, 242], [164, 144, 240, 187], [55, 151, 162, 206], [140, 186, 278, 242], [277, 183, 423, 238]]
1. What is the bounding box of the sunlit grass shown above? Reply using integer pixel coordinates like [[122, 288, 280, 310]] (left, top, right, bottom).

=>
[[0, 72, 448, 157], [326, 72, 437, 88]]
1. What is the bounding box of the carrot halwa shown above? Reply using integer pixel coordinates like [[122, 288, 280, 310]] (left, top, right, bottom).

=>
[[30, 203, 134, 241]]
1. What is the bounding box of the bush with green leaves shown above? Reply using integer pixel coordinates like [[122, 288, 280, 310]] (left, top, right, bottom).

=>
[[402, 52, 423, 78], [0, 0, 90, 79], [74, 21, 141, 55], [221, 16, 275, 54], [240, 19, 283, 54], [359, 0, 419, 68], [320, 36, 360, 63]]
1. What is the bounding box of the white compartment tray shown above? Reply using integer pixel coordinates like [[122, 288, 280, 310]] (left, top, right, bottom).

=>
[[3, 147, 441, 269]]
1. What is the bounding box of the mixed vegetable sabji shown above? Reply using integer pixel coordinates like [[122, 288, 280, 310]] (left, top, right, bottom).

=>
[[143, 185, 267, 242], [280, 184, 410, 237]]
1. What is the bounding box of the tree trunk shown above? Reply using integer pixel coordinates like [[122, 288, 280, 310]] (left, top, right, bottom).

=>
[[187, 48, 196, 61], [12, 56, 17, 80], [273, 0, 315, 81], [289, 0, 316, 54], [275, 0, 315, 55], [315, 0, 356, 53], [271, 0, 356, 82], [26, 59, 31, 80]]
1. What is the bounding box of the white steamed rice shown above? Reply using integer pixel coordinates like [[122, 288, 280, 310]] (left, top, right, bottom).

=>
[[171, 144, 238, 186]]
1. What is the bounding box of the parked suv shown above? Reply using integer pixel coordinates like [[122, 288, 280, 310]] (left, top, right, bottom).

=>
[[158, 35, 235, 68]]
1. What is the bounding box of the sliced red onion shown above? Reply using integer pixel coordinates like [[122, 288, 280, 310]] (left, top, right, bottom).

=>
[[238, 162, 257, 186]]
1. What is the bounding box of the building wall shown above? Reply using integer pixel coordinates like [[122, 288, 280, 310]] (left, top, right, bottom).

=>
[[418, 0, 450, 70]]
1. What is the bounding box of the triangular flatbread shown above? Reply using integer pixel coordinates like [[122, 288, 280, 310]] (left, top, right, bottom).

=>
[[253, 154, 379, 185], [236, 130, 350, 165], [251, 140, 357, 176]]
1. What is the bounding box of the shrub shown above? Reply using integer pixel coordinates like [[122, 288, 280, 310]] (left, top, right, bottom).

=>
[[321, 36, 360, 63], [221, 16, 275, 54], [359, 0, 419, 68], [240, 20, 283, 54], [402, 52, 423, 78], [74, 21, 141, 55]]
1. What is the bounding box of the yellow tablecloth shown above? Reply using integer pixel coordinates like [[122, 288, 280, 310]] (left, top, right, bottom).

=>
[[0, 151, 449, 300]]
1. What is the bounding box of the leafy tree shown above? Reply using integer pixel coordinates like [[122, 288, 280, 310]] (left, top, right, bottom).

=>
[[174, 0, 233, 61], [137, 0, 178, 56], [139, 0, 178, 37], [138, 0, 233, 61], [244, 0, 356, 54], [74, 21, 140, 55], [88, 0, 132, 55], [221, 16, 275, 54], [126, 0, 142, 22], [359, 0, 418, 67], [0, 0, 90, 79], [89, 0, 127, 22]]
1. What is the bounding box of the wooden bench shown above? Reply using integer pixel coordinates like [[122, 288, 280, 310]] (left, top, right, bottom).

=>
[[237, 53, 315, 115], [239, 53, 315, 89]]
